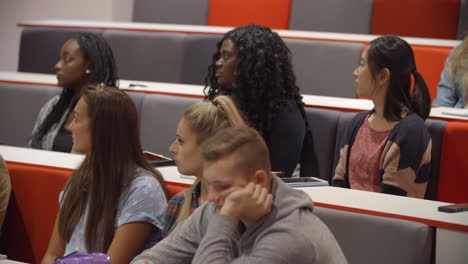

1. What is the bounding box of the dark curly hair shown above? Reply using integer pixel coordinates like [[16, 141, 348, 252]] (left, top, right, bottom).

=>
[[204, 24, 306, 138], [31, 33, 118, 148]]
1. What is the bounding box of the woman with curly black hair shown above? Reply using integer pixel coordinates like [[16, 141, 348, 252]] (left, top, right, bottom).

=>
[[204, 24, 308, 177], [27, 32, 118, 152]]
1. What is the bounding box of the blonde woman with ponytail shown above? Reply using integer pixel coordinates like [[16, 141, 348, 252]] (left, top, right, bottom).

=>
[[433, 35, 468, 108], [161, 95, 247, 235]]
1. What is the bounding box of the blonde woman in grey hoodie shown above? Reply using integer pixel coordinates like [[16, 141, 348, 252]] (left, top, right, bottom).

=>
[[132, 126, 347, 264]]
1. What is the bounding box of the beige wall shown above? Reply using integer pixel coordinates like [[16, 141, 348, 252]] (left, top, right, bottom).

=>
[[0, 0, 134, 71]]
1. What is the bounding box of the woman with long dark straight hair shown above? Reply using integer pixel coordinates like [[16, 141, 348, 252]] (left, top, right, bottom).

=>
[[42, 86, 167, 264], [333, 35, 432, 198], [27, 33, 118, 152]]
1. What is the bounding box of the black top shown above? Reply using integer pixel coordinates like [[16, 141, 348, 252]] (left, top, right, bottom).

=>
[[265, 100, 306, 177], [52, 126, 73, 153]]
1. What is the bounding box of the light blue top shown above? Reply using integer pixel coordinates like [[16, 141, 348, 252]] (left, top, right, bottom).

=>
[[60, 170, 167, 256], [433, 44, 465, 108]]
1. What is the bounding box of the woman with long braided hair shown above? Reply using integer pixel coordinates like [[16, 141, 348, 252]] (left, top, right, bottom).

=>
[[27, 32, 118, 152]]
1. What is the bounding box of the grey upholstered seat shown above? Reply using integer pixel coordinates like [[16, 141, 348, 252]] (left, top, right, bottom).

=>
[[284, 39, 363, 97], [180, 34, 221, 85], [125, 90, 146, 121], [18, 27, 104, 74], [103, 30, 185, 83], [333, 111, 357, 168], [133, 0, 209, 25], [314, 206, 433, 264], [0, 83, 60, 146], [289, 0, 374, 34], [140, 93, 201, 157], [424, 119, 448, 200], [302, 107, 343, 181], [458, 0, 468, 39]]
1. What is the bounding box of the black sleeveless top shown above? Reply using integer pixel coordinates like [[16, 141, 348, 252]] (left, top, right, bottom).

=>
[[52, 126, 73, 153]]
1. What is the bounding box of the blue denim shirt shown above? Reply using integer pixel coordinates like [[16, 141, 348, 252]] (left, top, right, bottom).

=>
[[433, 44, 465, 108], [60, 172, 167, 255]]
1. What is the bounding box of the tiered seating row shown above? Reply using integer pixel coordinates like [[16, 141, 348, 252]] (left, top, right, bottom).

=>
[[133, 0, 466, 39], [0, 148, 189, 264], [2, 145, 467, 264], [17, 21, 461, 101], [1, 76, 466, 204]]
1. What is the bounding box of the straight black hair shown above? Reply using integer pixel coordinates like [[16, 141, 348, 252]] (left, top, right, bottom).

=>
[[367, 35, 431, 120]]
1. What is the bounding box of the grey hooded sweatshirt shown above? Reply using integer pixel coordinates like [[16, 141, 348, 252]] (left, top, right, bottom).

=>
[[132, 175, 347, 264]]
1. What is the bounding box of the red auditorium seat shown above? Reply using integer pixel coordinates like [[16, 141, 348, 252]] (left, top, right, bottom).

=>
[[207, 0, 291, 29], [412, 45, 453, 102], [438, 121, 468, 203], [371, 0, 461, 39], [0, 160, 188, 264], [2, 162, 71, 264], [166, 183, 189, 199]]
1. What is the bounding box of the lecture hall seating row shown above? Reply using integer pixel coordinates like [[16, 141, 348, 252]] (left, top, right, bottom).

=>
[[0, 148, 434, 264], [0, 74, 466, 204], [133, 0, 467, 40], [17, 20, 460, 101], [1, 75, 467, 263], [0, 149, 190, 264], [1, 142, 467, 264]]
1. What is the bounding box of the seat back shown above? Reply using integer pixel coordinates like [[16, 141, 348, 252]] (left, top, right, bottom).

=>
[[125, 90, 146, 122], [458, 0, 468, 39], [371, 0, 460, 39], [289, 0, 374, 34], [18, 27, 104, 74], [438, 121, 468, 203], [412, 45, 452, 102], [103, 30, 185, 83], [207, 0, 291, 29], [424, 119, 447, 200], [180, 34, 221, 85], [314, 206, 434, 264], [284, 39, 363, 97], [332, 112, 357, 174], [302, 108, 343, 181], [2, 163, 71, 264], [140, 93, 201, 157], [0, 83, 60, 147], [133, 0, 209, 25]]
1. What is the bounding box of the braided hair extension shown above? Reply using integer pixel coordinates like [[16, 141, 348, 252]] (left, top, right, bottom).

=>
[[31, 33, 118, 146]]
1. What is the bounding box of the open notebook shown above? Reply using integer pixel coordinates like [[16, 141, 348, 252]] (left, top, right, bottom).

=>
[[441, 108, 468, 117], [144, 151, 176, 167], [282, 177, 329, 188]]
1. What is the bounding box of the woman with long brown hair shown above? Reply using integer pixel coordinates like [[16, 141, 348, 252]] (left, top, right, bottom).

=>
[[42, 86, 167, 264], [161, 95, 247, 235]]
